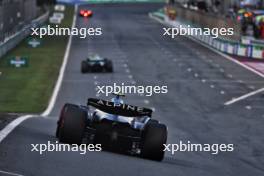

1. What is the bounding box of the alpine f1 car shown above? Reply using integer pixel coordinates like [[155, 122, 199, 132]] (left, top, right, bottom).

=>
[[56, 94, 167, 161], [81, 54, 113, 73], [79, 9, 93, 17]]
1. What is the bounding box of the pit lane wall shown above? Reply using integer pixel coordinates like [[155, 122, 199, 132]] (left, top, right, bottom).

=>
[[150, 10, 264, 60], [0, 12, 49, 59]]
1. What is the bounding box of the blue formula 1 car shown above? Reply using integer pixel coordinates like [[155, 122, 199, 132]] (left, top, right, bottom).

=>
[[56, 94, 167, 161]]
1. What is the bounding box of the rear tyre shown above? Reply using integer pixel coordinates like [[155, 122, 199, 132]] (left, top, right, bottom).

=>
[[57, 104, 87, 145], [81, 61, 89, 73], [106, 60, 113, 72], [148, 119, 159, 124], [141, 123, 167, 161]]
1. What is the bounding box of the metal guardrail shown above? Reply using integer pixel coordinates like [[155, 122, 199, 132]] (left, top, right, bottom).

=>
[[0, 11, 49, 59]]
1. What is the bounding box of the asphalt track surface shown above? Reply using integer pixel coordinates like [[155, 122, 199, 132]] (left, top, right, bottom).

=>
[[0, 3, 264, 176]]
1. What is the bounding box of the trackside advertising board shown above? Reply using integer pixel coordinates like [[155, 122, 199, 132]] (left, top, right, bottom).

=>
[[9, 56, 29, 68]]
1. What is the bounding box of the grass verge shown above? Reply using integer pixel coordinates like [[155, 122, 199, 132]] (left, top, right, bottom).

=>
[[0, 5, 74, 113]]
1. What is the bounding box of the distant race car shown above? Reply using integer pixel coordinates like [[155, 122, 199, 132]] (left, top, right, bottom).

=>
[[56, 93, 168, 161], [79, 9, 93, 17], [237, 9, 254, 24], [81, 54, 113, 73]]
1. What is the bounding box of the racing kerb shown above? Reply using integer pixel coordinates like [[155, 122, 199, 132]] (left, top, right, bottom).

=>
[[150, 11, 264, 60]]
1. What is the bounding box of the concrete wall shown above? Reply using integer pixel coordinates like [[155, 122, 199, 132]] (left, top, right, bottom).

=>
[[0, 0, 37, 42], [23, 0, 37, 23], [0, 5, 3, 42]]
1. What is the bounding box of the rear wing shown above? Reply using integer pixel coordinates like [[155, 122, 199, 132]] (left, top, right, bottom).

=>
[[87, 98, 152, 117]]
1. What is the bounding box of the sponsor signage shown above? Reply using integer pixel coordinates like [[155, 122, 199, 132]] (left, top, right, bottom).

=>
[[49, 12, 65, 24], [55, 5, 66, 11], [27, 38, 41, 48], [9, 56, 28, 68]]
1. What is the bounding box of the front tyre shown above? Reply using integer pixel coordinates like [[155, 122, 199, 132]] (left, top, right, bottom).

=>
[[57, 104, 87, 145], [141, 123, 167, 161]]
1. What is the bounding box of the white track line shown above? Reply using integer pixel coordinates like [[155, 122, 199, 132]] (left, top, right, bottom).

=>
[[0, 5, 78, 144], [0, 170, 24, 176], [150, 14, 264, 106], [224, 87, 264, 106], [191, 39, 264, 78], [184, 37, 264, 105], [149, 14, 264, 78], [42, 5, 77, 117], [0, 115, 33, 143]]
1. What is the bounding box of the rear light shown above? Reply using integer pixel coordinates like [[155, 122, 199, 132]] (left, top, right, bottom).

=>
[[80, 10, 85, 15], [80, 10, 92, 17]]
